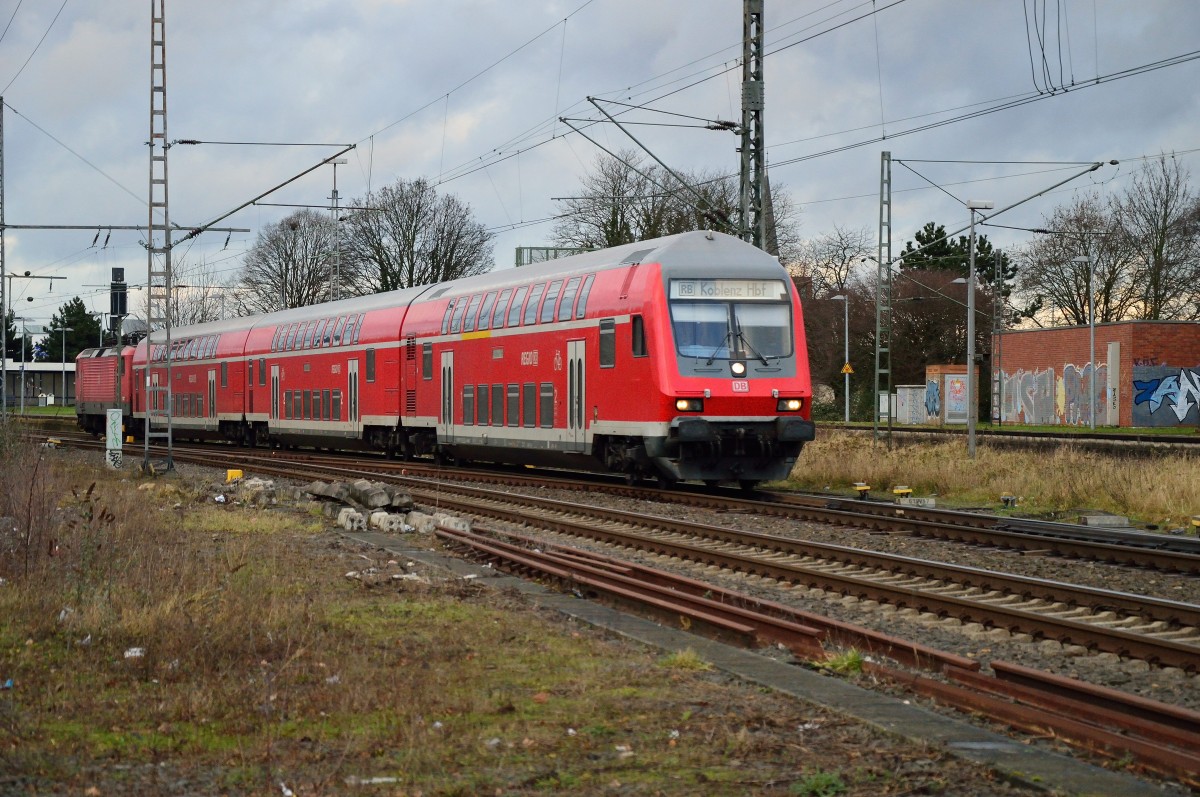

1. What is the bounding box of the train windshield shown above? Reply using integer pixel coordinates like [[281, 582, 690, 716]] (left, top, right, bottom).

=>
[[669, 279, 792, 361]]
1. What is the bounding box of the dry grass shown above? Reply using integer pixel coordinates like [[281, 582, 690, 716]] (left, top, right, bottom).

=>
[[0, 437, 1037, 796], [791, 430, 1200, 526]]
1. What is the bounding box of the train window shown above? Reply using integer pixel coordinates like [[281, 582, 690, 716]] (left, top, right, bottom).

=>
[[506, 384, 519, 427], [478, 292, 496, 331], [575, 274, 595, 319], [293, 392, 302, 419], [462, 385, 475, 425], [736, 302, 793, 358], [351, 315, 364, 344], [248, 360, 254, 384], [422, 342, 433, 380], [491, 384, 504, 426], [599, 318, 616, 368], [462, 294, 483, 333], [284, 391, 292, 419], [631, 315, 647, 357], [440, 301, 455, 335], [272, 328, 282, 352], [322, 389, 331, 420], [259, 358, 266, 386], [303, 323, 316, 349], [558, 277, 581, 321], [314, 319, 328, 347], [197, 396, 203, 417], [300, 390, 309, 419], [539, 383, 554, 428], [506, 286, 528, 328], [522, 383, 536, 427], [492, 288, 512, 329], [333, 317, 346, 345], [366, 348, 376, 382], [285, 325, 298, 350], [221, 362, 228, 388], [449, 300, 467, 334], [523, 284, 546, 326], [540, 280, 563, 324], [331, 390, 342, 421], [477, 385, 489, 425], [207, 336, 217, 358]]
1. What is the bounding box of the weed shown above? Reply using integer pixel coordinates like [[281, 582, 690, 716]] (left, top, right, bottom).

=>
[[819, 649, 864, 675], [659, 648, 713, 671], [790, 769, 847, 796]]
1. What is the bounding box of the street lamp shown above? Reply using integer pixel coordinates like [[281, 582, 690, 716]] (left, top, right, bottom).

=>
[[1072, 254, 1096, 429], [830, 295, 850, 423], [60, 326, 74, 408], [15, 316, 28, 415], [965, 199, 993, 459]]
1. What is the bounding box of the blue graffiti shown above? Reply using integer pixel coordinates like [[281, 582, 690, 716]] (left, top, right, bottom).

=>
[[1132, 367, 1200, 424], [1133, 375, 1179, 413], [924, 380, 940, 419]]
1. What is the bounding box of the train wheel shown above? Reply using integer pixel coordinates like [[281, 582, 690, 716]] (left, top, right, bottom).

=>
[[704, 479, 722, 489], [656, 474, 677, 490], [738, 480, 759, 493]]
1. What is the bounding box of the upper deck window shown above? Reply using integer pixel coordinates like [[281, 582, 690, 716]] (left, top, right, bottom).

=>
[[540, 280, 563, 324], [491, 288, 512, 329], [522, 284, 546, 326], [506, 286, 529, 328], [462, 294, 483, 333]]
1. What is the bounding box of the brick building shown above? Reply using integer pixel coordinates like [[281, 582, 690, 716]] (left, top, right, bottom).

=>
[[991, 321, 1200, 427]]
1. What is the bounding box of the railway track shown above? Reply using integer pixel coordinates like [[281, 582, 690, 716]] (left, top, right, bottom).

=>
[[44, 431, 1200, 787], [435, 523, 1200, 788]]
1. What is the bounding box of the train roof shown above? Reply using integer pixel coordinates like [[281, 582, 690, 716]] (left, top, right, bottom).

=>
[[147, 230, 780, 344], [414, 230, 782, 302]]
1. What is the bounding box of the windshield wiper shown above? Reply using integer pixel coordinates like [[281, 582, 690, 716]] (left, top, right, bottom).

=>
[[732, 321, 773, 366], [704, 329, 734, 365]]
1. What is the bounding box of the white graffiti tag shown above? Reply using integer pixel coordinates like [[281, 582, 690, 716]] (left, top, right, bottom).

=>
[[1171, 369, 1200, 422]]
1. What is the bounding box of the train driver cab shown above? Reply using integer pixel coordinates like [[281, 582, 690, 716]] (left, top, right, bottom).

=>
[[667, 278, 796, 379]]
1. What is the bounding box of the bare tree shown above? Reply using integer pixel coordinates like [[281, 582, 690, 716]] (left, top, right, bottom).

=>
[[170, 255, 229, 324], [341, 178, 493, 293], [1015, 193, 1138, 327], [1113, 155, 1200, 320], [234, 209, 335, 315], [551, 151, 801, 258], [795, 224, 872, 296]]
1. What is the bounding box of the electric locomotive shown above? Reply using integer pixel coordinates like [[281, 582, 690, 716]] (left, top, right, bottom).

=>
[[77, 230, 814, 488]]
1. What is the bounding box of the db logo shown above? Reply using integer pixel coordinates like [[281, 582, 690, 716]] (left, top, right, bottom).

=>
[[731, 380, 749, 392]]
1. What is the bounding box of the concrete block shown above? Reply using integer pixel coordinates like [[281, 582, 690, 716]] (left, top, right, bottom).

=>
[[406, 511, 437, 534], [1077, 512, 1129, 528], [337, 507, 365, 531], [433, 512, 472, 533]]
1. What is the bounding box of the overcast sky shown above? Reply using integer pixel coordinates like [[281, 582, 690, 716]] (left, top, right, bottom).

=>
[[1, 0, 1197, 328]]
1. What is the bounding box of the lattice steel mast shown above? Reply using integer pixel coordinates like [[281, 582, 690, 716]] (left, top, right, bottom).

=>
[[738, 0, 766, 249], [144, 0, 173, 470]]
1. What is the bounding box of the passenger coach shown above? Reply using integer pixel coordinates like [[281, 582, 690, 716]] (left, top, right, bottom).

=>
[[78, 230, 815, 488]]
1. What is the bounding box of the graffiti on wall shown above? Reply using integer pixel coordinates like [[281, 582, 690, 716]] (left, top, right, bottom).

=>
[[1132, 366, 1200, 426], [924, 380, 940, 420], [996, 363, 1108, 426]]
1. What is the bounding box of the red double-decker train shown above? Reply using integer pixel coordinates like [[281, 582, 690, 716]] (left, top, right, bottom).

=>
[[77, 230, 815, 488]]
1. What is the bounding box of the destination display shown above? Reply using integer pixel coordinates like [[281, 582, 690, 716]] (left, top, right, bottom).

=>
[[669, 279, 787, 301]]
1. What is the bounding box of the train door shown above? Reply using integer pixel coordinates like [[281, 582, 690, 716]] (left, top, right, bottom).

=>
[[567, 339, 586, 451], [439, 350, 454, 443], [270, 365, 280, 423], [207, 370, 217, 429], [347, 358, 360, 434]]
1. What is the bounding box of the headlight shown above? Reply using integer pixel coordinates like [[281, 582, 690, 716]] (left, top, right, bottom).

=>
[[730, 361, 746, 376], [675, 398, 704, 412], [777, 398, 803, 412]]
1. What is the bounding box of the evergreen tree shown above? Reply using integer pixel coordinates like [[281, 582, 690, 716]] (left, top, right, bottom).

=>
[[42, 297, 102, 364]]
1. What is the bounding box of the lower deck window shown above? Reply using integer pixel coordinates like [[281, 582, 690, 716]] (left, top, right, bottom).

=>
[[522, 383, 536, 427], [477, 385, 489, 426], [506, 384, 519, 427], [539, 383, 554, 428], [492, 384, 504, 426], [463, 385, 475, 426]]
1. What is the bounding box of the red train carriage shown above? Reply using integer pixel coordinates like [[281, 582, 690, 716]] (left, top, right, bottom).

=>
[[74, 346, 135, 436], [77, 231, 814, 488]]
